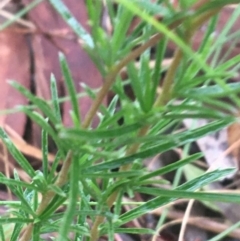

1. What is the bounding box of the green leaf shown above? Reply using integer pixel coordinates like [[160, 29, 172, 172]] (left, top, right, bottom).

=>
[[102, 179, 131, 200], [39, 195, 67, 221], [118, 168, 234, 225], [173, 118, 233, 142], [179, 82, 240, 98], [32, 171, 48, 190], [0, 218, 33, 224], [115, 227, 155, 235], [215, 54, 240, 72], [198, 15, 218, 52], [111, 5, 133, 56], [164, 105, 227, 119], [69, 225, 90, 236], [127, 62, 145, 110], [0, 225, 5, 241], [136, 187, 240, 203], [114, 189, 124, 217], [140, 47, 152, 112], [50, 74, 62, 124], [151, 38, 167, 102], [41, 129, 49, 179], [48, 151, 63, 183], [0, 176, 38, 191], [9, 81, 58, 124], [12, 189, 37, 218], [182, 96, 236, 115], [58, 154, 79, 241], [139, 153, 203, 181], [183, 163, 204, 181], [60, 122, 143, 140], [49, 0, 94, 48], [32, 223, 41, 241], [81, 171, 144, 179], [208, 219, 240, 241], [10, 224, 23, 241], [131, 0, 171, 15], [82, 119, 232, 173], [20, 108, 61, 149], [82, 141, 176, 172], [200, 2, 240, 58], [48, 185, 67, 198], [13, 169, 23, 195], [0, 129, 35, 178], [59, 53, 81, 126]]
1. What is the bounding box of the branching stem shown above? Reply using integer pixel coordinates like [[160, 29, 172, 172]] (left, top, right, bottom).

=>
[[19, 2, 224, 241]]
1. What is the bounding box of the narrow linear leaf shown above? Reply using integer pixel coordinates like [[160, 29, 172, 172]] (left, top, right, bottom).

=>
[[0, 201, 21, 205], [10, 224, 23, 241], [102, 179, 131, 200], [0, 225, 5, 241], [151, 38, 167, 101], [13, 169, 23, 194], [132, 0, 171, 15], [0, 129, 35, 178], [48, 185, 67, 198], [50, 74, 62, 124], [0, 218, 33, 224], [174, 118, 233, 143], [32, 223, 41, 241], [11, 189, 37, 218], [59, 53, 81, 126], [48, 151, 63, 183], [111, 5, 133, 54], [115, 228, 155, 235], [164, 113, 226, 120], [176, 169, 236, 191], [119, 169, 234, 225], [107, 219, 114, 241], [179, 82, 240, 97], [41, 129, 49, 179], [60, 122, 143, 140], [127, 62, 145, 110], [9, 81, 58, 124], [0, 177, 38, 191], [58, 155, 79, 241], [49, 0, 94, 48], [82, 141, 176, 172], [135, 188, 240, 203], [208, 219, 240, 241], [140, 47, 152, 112], [198, 14, 218, 53], [83, 119, 232, 173], [139, 153, 203, 181], [39, 195, 67, 221], [69, 225, 90, 236], [81, 171, 144, 179], [20, 108, 61, 149]]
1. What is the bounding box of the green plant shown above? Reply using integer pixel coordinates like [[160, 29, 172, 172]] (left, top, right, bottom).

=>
[[1, 1, 240, 241]]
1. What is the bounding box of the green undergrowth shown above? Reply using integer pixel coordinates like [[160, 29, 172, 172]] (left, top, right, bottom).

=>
[[1, 1, 240, 241]]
